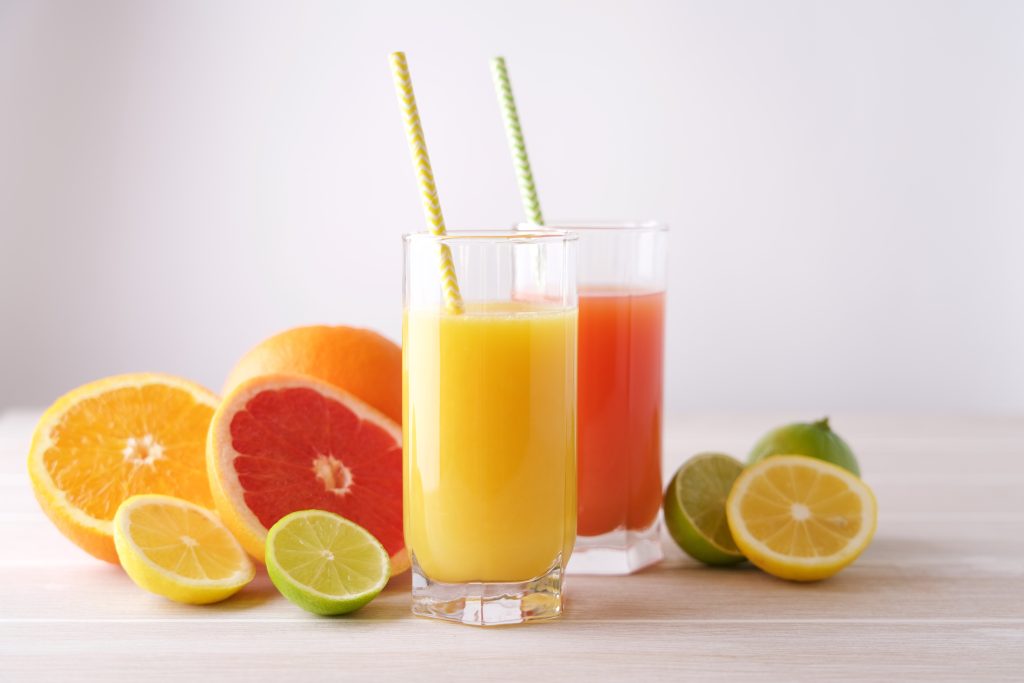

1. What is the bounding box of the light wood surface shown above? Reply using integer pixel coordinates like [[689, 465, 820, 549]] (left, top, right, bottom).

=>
[[1, 411, 1022, 681]]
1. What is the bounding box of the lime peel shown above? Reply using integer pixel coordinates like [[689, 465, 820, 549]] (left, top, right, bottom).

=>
[[747, 417, 861, 476]]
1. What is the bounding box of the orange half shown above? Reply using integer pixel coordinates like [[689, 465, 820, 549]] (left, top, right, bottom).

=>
[[27, 373, 218, 563]]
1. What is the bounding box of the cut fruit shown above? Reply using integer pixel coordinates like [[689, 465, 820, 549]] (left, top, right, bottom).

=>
[[664, 453, 746, 566], [113, 494, 254, 604], [266, 509, 389, 615], [207, 374, 407, 574], [27, 373, 219, 563], [726, 455, 877, 582]]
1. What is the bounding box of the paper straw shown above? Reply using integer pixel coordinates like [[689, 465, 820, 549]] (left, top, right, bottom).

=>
[[491, 56, 544, 226], [389, 51, 464, 313]]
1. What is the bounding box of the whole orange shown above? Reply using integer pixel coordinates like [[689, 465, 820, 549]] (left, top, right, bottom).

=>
[[224, 326, 402, 424]]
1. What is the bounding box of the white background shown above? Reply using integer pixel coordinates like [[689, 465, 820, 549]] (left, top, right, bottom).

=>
[[1, 0, 1022, 413]]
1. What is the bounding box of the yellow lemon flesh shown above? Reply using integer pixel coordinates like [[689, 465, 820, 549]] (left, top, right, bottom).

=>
[[726, 455, 877, 581], [113, 494, 255, 604]]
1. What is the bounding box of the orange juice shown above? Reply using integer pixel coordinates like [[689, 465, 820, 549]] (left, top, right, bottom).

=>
[[403, 302, 577, 584], [577, 289, 665, 537]]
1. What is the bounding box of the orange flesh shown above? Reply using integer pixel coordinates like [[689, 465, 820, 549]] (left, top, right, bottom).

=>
[[42, 385, 214, 522]]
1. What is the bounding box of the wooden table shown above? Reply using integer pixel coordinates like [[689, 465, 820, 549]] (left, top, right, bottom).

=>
[[1, 411, 1022, 681]]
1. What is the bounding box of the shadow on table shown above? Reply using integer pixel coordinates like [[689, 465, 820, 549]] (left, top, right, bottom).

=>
[[213, 564, 414, 620], [217, 567, 280, 611]]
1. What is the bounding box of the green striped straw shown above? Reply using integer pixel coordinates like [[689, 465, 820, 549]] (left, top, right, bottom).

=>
[[490, 56, 544, 226]]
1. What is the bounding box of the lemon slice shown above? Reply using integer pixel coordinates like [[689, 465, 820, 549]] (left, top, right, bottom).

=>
[[726, 455, 877, 581], [113, 494, 254, 604], [265, 510, 390, 616]]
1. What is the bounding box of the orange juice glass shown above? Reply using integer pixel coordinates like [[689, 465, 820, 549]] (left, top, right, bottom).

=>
[[403, 230, 578, 625], [552, 222, 668, 574]]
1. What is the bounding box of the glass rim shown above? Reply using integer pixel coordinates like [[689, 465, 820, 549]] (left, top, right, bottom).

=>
[[518, 220, 668, 233], [403, 229, 579, 245]]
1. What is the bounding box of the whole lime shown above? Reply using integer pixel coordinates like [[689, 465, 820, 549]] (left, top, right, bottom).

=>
[[747, 418, 860, 476]]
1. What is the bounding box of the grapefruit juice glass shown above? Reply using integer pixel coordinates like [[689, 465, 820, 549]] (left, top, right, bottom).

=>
[[554, 222, 668, 575], [403, 230, 578, 625]]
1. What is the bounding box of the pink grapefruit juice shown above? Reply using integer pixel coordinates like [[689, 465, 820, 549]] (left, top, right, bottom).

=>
[[577, 289, 665, 537]]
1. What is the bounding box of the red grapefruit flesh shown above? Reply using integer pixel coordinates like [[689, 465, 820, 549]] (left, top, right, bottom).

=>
[[207, 374, 407, 575]]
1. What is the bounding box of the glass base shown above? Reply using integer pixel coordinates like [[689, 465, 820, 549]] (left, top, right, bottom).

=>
[[411, 555, 565, 626], [567, 520, 663, 575]]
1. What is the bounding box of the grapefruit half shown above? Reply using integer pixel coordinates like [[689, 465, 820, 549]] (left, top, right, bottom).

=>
[[207, 374, 407, 575]]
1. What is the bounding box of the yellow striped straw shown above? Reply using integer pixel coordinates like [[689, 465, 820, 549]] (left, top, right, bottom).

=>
[[389, 51, 464, 313]]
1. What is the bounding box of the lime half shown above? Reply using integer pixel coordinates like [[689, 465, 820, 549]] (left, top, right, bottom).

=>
[[664, 453, 746, 566], [266, 510, 390, 616]]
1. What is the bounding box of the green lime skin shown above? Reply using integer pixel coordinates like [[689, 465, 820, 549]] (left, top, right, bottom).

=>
[[664, 453, 746, 566], [747, 418, 860, 476], [266, 554, 383, 616]]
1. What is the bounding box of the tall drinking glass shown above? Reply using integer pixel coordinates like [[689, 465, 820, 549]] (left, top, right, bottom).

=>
[[402, 230, 578, 625], [551, 222, 668, 575]]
